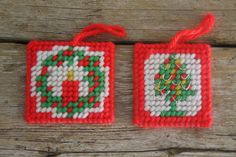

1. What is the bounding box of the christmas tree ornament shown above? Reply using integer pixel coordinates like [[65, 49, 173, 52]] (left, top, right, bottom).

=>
[[25, 23, 126, 123], [133, 13, 214, 128]]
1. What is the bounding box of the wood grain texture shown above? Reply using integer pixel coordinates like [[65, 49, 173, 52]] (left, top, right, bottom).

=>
[[0, 0, 236, 156], [0, 43, 235, 157], [0, 0, 236, 45]]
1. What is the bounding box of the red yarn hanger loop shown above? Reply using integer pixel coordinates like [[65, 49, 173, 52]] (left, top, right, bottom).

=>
[[169, 13, 215, 49], [73, 23, 126, 44]]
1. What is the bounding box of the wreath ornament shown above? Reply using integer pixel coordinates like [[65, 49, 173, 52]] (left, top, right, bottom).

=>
[[31, 45, 109, 119]]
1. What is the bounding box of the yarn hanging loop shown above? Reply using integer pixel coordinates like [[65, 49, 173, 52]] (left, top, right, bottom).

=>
[[169, 13, 215, 49], [73, 23, 126, 44]]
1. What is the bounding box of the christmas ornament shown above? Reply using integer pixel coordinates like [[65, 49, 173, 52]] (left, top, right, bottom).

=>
[[133, 14, 214, 128], [25, 24, 126, 123]]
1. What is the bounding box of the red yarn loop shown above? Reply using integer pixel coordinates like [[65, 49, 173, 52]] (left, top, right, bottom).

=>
[[73, 23, 126, 43], [169, 13, 215, 48]]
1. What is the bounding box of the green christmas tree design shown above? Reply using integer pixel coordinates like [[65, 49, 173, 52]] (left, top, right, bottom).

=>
[[154, 54, 196, 117]]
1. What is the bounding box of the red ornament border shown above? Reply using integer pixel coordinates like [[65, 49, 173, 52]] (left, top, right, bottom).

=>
[[133, 43, 212, 128], [25, 40, 115, 124]]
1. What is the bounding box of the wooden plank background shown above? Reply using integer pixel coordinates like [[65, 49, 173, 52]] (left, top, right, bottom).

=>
[[0, 0, 235, 157]]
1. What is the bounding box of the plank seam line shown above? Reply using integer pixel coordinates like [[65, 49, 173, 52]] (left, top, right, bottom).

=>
[[0, 41, 236, 48], [0, 147, 235, 154]]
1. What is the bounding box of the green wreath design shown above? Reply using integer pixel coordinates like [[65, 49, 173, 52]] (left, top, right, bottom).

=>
[[35, 46, 106, 118]]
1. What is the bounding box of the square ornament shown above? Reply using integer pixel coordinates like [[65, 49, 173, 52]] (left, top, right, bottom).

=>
[[25, 41, 115, 123], [133, 43, 212, 128]]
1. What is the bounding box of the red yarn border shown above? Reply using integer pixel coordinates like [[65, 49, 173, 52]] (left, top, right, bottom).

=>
[[25, 40, 115, 124], [133, 43, 212, 128]]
